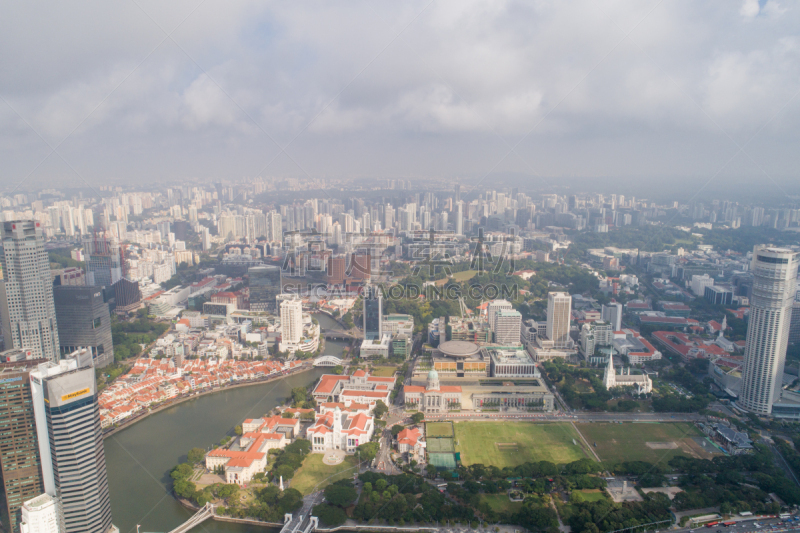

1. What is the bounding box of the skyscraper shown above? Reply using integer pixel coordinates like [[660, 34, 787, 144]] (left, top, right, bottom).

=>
[[30, 355, 114, 533], [487, 299, 513, 333], [601, 302, 622, 332], [53, 286, 114, 368], [0, 361, 45, 533], [248, 265, 281, 312], [279, 299, 303, 345], [363, 284, 382, 340], [494, 309, 522, 345], [455, 201, 463, 236], [0, 221, 60, 362], [82, 235, 122, 287], [546, 292, 572, 349], [738, 246, 799, 415]]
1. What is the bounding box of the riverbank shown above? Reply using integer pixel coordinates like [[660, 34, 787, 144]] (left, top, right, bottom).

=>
[[102, 363, 315, 439]]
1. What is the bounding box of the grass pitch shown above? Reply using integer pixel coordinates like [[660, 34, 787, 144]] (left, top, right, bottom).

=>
[[575, 422, 713, 464], [370, 366, 396, 377], [454, 422, 587, 468], [427, 438, 455, 453], [426, 421, 454, 437], [452, 270, 479, 282], [290, 454, 358, 495]]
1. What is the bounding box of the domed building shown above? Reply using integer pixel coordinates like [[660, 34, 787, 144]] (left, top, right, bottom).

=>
[[402, 368, 462, 413]]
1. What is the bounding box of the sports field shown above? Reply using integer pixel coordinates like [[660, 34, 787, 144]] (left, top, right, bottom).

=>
[[426, 421, 454, 437], [452, 270, 479, 282], [481, 494, 523, 514], [453, 422, 588, 467], [290, 454, 358, 495], [427, 438, 455, 453], [575, 422, 717, 464]]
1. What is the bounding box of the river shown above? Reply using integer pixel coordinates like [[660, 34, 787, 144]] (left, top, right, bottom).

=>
[[104, 313, 349, 533]]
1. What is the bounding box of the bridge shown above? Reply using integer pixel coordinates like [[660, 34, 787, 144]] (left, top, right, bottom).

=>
[[167, 503, 214, 533], [323, 329, 362, 340], [313, 356, 344, 367]]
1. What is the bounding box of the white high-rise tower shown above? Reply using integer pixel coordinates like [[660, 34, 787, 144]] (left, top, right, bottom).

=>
[[738, 246, 799, 415], [0, 221, 60, 362], [546, 292, 572, 349]]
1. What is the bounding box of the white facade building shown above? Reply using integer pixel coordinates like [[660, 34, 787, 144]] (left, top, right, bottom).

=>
[[486, 299, 513, 333], [546, 292, 572, 349], [494, 309, 522, 345], [280, 298, 303, 345], [738, 246, 799, 415], [690, 274, 715, 297], [601, 302, 623, 332], [20, 494, 60, 533]]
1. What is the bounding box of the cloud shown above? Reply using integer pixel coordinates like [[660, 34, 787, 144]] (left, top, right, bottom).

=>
[[1, 0, 800, 183]]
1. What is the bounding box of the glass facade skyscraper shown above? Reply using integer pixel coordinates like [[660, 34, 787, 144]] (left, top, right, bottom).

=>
[[248, 265, 281, 312], [363, 284, 382, 340]]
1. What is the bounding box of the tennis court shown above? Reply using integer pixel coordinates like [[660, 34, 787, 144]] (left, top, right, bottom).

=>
[[428, 453, 457, 469], [427, 437, 455, 453]]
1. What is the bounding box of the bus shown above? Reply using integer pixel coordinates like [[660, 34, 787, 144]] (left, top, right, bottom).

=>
[[706, 522, 719, 528], [722, 521, 736, 527]]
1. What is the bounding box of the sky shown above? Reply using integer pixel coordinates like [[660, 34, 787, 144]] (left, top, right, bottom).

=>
[[1, 0, 799, 191]]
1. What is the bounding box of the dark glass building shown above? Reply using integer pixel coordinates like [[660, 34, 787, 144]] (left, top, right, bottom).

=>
[[53, 286, 114, 368], [248, 265, 281, 312], [0, 361, 44, 533], [363, 284, 382, 340]]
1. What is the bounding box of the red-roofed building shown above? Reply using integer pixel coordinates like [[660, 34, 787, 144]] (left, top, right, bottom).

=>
[[311, 370, 397, 411], [306, 406, 375, 453], [652, 331, 729, 362], [396, 427, 423, 455]]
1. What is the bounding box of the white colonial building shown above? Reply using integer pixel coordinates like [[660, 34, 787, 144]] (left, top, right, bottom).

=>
[[306, 404, 374, 453], [402, 369, 462, 413]]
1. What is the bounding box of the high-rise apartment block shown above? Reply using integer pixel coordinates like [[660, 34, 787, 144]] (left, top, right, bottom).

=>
[[738, 246, 799, 415], [0, 361, 45, 533], [30, 355, 114, 533], [280, 299, 303, 345], [0, 221, 60, 362], [546, 292, 572, 349], [53, 286, 114, 368], [248, 265, 281, 312], [363, 284, 382, 340]]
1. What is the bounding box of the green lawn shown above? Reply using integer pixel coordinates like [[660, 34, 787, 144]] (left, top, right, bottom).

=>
[[576, 490, 607, 502], [454, 422, 588, 468], [452, 270, 479, 282], [426, 421, 454, 437], [371, 366, 396, 377], [481, 494, 523, 514], [290, 455, 359, 495], [575, 422, 712, 464]]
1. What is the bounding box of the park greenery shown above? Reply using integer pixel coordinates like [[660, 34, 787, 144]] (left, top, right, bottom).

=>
[[111, 310, 170, 361], [48, 248, 84, 269]]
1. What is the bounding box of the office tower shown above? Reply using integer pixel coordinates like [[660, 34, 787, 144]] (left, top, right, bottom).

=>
[[454, 184, 461, 203], [0, 221, 60, 362], [248, 265, 281, 312], [487, 299, 513, 333], [280, 299, 303, 344], [494, 309, 522, 345], [53, 286, 114, 368], [738, 246, 799, 415], [30, 356, 114, 533], [363, 284, 382, 340], [112, 278, 141, 316], [455, 201, 463, 236], [201, 227, 211, 251], [0, 361, 45, 533], [20, 494, 59, 533], [82, 235, 122, 287], [546, 292, 572, 349], [601, 302, 622, 332]]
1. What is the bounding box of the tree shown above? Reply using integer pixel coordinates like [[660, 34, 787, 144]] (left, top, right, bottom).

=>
[[373, 400, 388, 419], [410, 412, 425, 424], [187, 448, 205, 464], [333, 365, 344, 375], [357, 442, 379, 463], [234, 425, 243, 436], [391, 424, 405, 437], [313, 504, 347, 526], [324, 484, 358, 507], [171, 463, 194, 481]]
